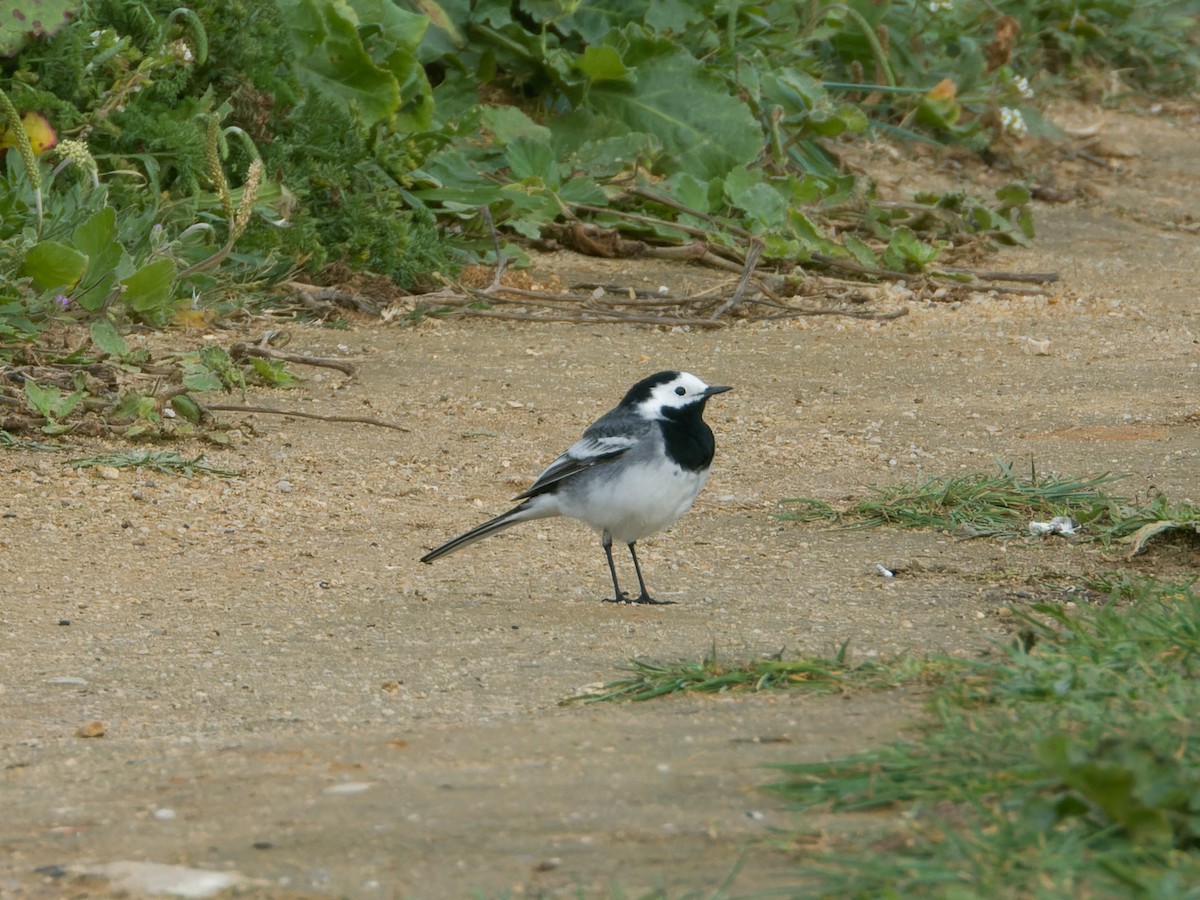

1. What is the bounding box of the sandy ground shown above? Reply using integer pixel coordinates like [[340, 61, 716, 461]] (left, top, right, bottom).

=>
[[2, 104, 1199, 898]]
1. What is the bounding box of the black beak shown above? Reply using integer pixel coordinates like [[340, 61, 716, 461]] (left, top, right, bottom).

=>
[[704, 385, 733, 397]]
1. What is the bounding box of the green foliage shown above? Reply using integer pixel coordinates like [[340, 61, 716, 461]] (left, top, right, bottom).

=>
[[68, 449, 239, 477], [2, 0, 1199, 447], [0, 0, 78, 56], [782, 462, 1200, 556], [1000, 0, 1200, 95], [23, 379, 84, 434], [404, 0, 1052, 270], [774, 580, 1200, 894], [781, 464, 1131, 535], [281, 0, 432, 130], [568, 643, 939, 703]]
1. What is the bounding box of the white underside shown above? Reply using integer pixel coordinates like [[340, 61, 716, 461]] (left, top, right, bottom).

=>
[[548, 460, 709, 545]]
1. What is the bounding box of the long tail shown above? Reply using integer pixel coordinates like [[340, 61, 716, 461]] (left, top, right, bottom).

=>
[[420, 498, 557, 563]]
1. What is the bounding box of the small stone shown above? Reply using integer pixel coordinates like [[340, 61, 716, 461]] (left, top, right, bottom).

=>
[[153, 808, 176, 821], [97, 466, 120, 481], [79, 861, 248, 898], [75, 720, 106, 738], [324, 782, 374, 795], [46, 676, 88, 686], [276, 480, 293, 493]]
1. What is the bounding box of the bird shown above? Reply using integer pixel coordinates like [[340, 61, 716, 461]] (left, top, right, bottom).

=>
[[420, 370, 732, 604]]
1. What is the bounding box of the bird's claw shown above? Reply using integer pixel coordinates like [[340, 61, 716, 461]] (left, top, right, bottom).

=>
[[602, 593, 674, 606]]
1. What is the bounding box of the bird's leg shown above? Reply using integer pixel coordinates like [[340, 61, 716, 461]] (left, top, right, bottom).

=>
[[600, 531, 630, 603], [626, 542, 673, 605]]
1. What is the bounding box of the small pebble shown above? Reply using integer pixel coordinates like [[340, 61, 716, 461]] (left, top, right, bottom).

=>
[[276, 480, 293, 493], [324, 782, 374, 795], [75, 720, 106, 739]]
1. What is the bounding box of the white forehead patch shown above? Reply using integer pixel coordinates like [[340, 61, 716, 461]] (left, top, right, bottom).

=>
[[637, 372, 710, 418]]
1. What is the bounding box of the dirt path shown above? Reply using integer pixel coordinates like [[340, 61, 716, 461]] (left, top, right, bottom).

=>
[[2, 105, 1199, 898]]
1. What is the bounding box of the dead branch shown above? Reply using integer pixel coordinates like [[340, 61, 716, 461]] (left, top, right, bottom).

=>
[[710, 238, 765, 320], [284, 281, 382, 315], [480, 205, 510, 292], [203, 403, 407, 431], [229, 342, 358, 376]]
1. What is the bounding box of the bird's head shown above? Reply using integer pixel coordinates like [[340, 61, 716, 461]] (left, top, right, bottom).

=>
[[621, 371, 732, 420]]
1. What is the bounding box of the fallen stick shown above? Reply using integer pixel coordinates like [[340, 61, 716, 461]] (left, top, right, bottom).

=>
[[204, 404, 407, 431], [229, 342, 358, 376]]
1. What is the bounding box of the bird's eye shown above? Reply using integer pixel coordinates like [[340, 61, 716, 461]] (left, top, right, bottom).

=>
[[674, 386, 686, 396]]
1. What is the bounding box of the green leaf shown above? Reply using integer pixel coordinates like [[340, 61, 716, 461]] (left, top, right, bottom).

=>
[[590, 52, 762, 180], [644, 0, 704, 32], [834, 103, 869, 133], [350, 0, 433, 130], [996, 183, 1032, 208], [246, 357, 299, 387], [72, 207, 122, 273], [71, 207, 125, 310], [23, 380, 83, 422], [576, 46, 632, 84], [279, 0, 402, 128], [787, 209, 837, 256], [89, 319, 128, 359], [724, 166, 788, 228], [23, 380, 57, 419], [481, 106, 551, 146], [570, 133, 661, 179], [121, 259, 177, 316], [183, 370, 224, 392], [0, 0, 76, 55], [664, 172, 719, 216], [52, 389, 85, 420], [558, 176, 606, 205], [842, 233, 880, 268], [506, 136, 558, 184], [20, 242, 87, 292], [883, 225, 939, 271]]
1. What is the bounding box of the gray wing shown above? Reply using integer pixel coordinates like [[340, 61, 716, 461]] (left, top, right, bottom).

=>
[[514, 413, 649, 499]]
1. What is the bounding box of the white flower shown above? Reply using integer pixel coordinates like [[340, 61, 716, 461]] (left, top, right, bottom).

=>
[[1012, 75, 1034, 100], [927, 0, 953, 11], [999, 107, 1028, 137], [170, 40, 195, 64]]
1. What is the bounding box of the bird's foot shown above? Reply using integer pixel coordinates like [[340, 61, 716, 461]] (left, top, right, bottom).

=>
[[603, 592, 674, 606]]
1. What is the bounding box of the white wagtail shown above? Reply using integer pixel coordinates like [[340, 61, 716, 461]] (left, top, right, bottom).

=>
[[420, 371, 731, 604]]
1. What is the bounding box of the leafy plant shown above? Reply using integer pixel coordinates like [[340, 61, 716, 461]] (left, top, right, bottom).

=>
[[401, 0, 1051, 275], [568, 643, 939, 704], [68, 449, 239, 477], [774, 579, 1200, 894], [781, 464, 1131, 537], [23, 379, 84, 435], [783, 463, 1200, 556]]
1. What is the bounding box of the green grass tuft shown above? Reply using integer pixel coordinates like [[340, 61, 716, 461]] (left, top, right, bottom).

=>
[[772, 578, 1200, 896], [780, 463, 1199, 546], [567, 643, 945, 704], [67, 450, 239, 477]]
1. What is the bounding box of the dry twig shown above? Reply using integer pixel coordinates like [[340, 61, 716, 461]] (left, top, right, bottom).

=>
[[229, 342, 358, 376], [204, 403, 407, 431]]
